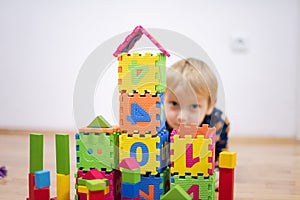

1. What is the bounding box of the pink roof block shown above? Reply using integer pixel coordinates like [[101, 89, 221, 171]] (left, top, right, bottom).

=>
[[84, 168, 105, 180], [119, 157, 140, 170], [113, 25, 170, 57]]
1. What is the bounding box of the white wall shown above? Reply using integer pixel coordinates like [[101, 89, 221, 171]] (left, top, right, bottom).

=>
[[0, 0, 298, 137]]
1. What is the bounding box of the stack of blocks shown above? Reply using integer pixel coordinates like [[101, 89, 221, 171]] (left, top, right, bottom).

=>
[[75, 116, 122, 200], [119, 158, 141, 200], [27, 134, 50, 200], [74, 25, 228, 200], [26, 26, 237, 200], [27, 133, 70, 200], [169, 124, 217, 200], [115, 26, 170, 200]]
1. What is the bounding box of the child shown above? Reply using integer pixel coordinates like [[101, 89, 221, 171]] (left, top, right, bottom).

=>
[[164, 58, 230, 189]]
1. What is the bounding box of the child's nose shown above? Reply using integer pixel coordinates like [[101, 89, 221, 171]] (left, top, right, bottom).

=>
[[178, 111, 188, 123]]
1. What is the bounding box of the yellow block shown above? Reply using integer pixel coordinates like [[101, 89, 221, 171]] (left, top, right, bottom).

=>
[[118, 52, 160, 93], [105, 186, 109, 194], [78, 185, 88, 194], [119, 134, 160, 175], [170, 135, 213, 176], [219, 152, 237, 169], [57, 174, 70, 200]]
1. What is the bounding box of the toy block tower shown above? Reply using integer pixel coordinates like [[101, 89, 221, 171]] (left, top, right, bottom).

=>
[[27, 133, 71, 200], [75, 115, 122, 200], [119, 158, 141, 200], [170, 124, 217, 200], [27, 134, 50, 200], [218, 152, 236, 200], [114, 25, 171, 199]]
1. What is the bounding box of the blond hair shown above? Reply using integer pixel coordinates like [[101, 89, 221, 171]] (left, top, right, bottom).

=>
[[166, 58, 218, 108]]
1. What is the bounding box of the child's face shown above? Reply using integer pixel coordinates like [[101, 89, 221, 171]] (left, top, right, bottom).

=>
[[164, 85, 212, 130]]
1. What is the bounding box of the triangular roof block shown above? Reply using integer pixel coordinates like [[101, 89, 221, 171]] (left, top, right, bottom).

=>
[[88, 115, 111, 128], [113, 25, 170, 57], [83, 168, 105, 180], [119, 157, 140, 170], [161, 184, 192, 200]]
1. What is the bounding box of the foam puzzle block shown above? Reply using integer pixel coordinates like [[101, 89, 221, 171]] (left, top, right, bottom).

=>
[[172, 173, 216, 200], [76, 130, 119, 171], [120, 92, 165, 135], [119, 130, 169, 175], [170, 132, 216, 177], [139, 167, 170, 200], [118, 52, 166, 93]]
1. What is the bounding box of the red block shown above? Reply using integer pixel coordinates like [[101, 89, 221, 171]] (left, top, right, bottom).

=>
[[77, 169, 122, 200], [77, 193, 87, 200], [28, 173, 35, 200], [89, 190, 105, 200], [219, 168, 234, 200], [121, 197, 140, 200], [34, 187, 50, 200]]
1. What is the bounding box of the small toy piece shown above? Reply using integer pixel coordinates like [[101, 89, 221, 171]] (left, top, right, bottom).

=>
[[34, 170, 50, 189], [0, 166, 7, 178], [161, 184, 191, 200]]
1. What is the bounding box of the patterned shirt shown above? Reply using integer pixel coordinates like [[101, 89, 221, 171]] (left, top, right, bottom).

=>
[[202, 107, 230, 161]]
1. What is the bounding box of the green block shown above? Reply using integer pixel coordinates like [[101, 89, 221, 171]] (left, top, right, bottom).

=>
[[56, 134, 70, 174], [161, 184, 191, 200], [30, 134, 43, 174], [88, 115, 111, 128], [86, 179, 108, 191], [76, 132, 119, 171], [121, 168, 140, 184], [172, 173, 216, 200], [77, 177, 86, 186]]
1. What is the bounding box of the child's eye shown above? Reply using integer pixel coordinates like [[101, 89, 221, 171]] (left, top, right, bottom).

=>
[[191, 104, 199, 109], [170, 101, 178, 106]]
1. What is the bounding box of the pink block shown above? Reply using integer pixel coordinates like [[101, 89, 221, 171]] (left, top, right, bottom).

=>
[[119, 157, 139, 170], [84, 168, 105, 180], [113, 25, 170, 57]]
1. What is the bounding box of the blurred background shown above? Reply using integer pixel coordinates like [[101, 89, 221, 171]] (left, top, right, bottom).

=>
[[0, 0, 299, 139]]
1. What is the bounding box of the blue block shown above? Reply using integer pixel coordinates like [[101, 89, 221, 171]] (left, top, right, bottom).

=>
[[156, 129, 170, 173], [34, 170, 50, 188], [122, 182, 140, 198]]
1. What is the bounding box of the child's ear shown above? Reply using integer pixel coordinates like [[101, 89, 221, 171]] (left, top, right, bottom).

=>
[[206, 100, 216, 115]]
